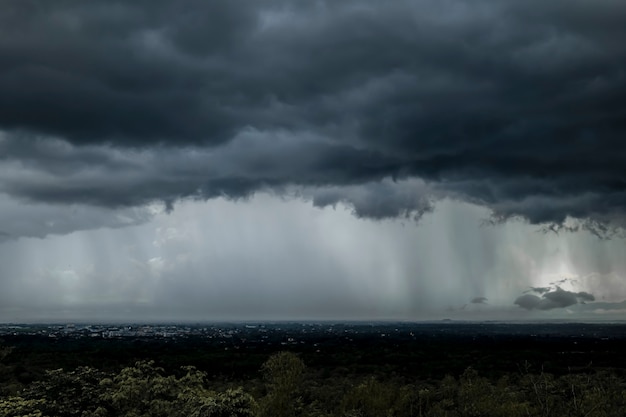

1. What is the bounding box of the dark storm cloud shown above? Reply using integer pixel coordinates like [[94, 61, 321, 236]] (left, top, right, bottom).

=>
[[0, 191, 152, 241], [514, 287, 596, 310], [2, 0, 626, 233], [526, 287, 552, 295], [514, 294, 542, 310], [308, 179, 433, 220], [0, 134, 405, 213], [577, 291, 595, 302]]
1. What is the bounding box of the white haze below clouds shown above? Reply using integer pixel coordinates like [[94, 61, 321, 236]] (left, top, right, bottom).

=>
[[1, 195, 626, 323]]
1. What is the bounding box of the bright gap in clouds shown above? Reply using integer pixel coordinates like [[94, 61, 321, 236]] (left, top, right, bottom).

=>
[[1, 195, 625, 323]]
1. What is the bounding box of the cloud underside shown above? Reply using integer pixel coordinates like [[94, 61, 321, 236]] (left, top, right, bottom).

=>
[[515, 287, 595, 310], [2, 0, 626, 237]]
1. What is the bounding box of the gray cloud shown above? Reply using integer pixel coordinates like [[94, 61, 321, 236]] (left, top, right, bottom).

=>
[[1, 0, 626, 236], [515, 287, 596, 310], [0, 192, 152, 241], [514, 294, 542, 310], [307, 179, 433, 221], [526, 287, 552, 294], [577, 291, 595, 302]]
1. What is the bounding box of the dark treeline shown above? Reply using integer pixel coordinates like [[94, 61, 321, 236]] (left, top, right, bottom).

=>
[[3, 324, 626, 416]]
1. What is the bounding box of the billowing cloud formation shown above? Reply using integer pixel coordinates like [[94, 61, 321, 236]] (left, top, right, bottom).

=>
[[514, 287, 595, 310], [1, 0, 626, 237]]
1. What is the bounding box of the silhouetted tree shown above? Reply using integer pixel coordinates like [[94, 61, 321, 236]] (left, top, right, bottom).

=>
[[260, 352, 305, 417]]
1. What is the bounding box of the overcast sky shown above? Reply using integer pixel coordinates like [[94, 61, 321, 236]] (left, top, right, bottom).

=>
[[1, 0, 626, 322]]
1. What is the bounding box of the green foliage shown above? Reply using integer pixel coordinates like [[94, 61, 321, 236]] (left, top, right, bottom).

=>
[[175, 367, 256, 417], [0, 396, 46, 417], [22, 366, 108, 417], [340, 377, 398, 417], [260, 351, 306, 417], [261, 351, 306, 391], [457, 368, 529, 417], [0, 343, 12, 363], [99, 360, 181, 417], [12, 360, 257, 417], [99, 360, 256, 417], [5, 346, 626, 417], [0, 342, 15, 395], [518, 367, 626, 417]]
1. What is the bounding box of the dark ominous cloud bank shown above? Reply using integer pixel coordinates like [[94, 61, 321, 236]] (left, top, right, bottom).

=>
[[1, 1, 626, 322], [1, 0, 626, 238]]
